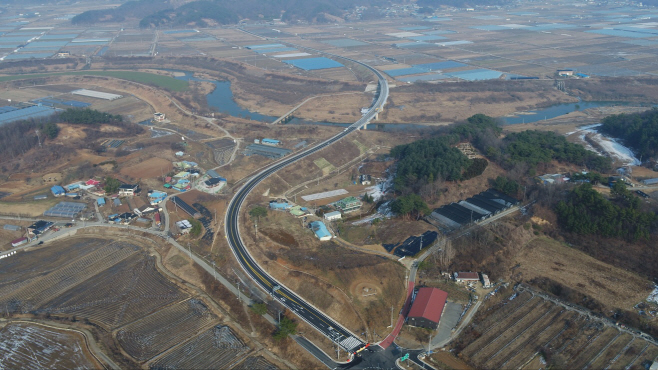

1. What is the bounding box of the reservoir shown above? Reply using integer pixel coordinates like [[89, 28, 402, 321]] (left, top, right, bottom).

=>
[[500, 100, 625, 125]]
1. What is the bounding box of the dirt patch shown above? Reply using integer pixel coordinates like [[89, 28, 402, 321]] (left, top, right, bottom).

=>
[[428, 351, 474, 370], [260, 228, 299, 248], [350, 280, 381, 303], [515, 237, 653, 310], [120, 157, 173, 179]]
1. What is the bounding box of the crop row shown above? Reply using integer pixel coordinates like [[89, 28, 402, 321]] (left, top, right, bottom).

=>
[[117, 299, 218, 362], [149, 326, 249, 369]]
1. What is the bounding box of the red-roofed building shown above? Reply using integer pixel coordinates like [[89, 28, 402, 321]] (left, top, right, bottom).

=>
[[86, 179, 100, 186], [407, 287, 448, 329]]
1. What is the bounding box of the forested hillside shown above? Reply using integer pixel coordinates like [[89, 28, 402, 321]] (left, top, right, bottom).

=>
[[391, 135, 469, 189], [73, 0, 381, 26], [555, 183, 657, 241], [599, 108, 658, 160]]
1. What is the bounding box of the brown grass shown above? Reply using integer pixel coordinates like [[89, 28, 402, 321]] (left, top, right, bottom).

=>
[[120, 156, 173, 179], [515, 237, 653, 310]]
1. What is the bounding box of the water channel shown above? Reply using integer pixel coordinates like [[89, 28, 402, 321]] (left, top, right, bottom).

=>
[[172, 71, 637, 129]]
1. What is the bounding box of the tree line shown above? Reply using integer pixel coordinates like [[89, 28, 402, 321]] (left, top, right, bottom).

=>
[[555, 183, 657, 241], [58, 108, 123, 125], [599, 108, 658, 160]]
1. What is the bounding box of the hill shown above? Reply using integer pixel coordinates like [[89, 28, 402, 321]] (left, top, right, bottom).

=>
[[72, 0, 381, 26]]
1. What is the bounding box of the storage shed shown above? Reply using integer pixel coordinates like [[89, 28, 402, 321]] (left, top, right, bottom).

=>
[[407, 287, 448, 330]]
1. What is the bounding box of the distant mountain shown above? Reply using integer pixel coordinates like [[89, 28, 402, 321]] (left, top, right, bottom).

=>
[[416, 0, 512, 8], [72, 0, 385, 26]]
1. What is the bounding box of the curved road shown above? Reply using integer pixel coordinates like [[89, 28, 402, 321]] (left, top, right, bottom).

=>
[[225, 53, 388, 354]]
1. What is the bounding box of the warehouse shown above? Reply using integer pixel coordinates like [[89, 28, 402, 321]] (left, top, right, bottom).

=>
[[324, 211, 342, 221], [11, 237, 28, 247], [244, 144, 291, 159], [407, 287, 448, 330], [309, 221, 332, 241], [51, 185, 65, 197], [170, 196, 201, 218], [0, 105, 60, 126], [71, 89, 123, 100]]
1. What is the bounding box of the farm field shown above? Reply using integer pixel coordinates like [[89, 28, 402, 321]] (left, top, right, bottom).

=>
[[148, 325, 249, 369], [459, 289, 658, 369], [0, 322, 101, 369], [0, 71, 188, 91], [0, 236, 270, 368]]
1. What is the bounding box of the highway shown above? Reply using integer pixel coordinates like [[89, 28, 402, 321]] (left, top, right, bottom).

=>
[[224, 51, 389, 354]]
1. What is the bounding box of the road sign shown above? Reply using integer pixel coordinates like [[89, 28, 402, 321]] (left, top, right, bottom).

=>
[[401, 353, 409, 361]]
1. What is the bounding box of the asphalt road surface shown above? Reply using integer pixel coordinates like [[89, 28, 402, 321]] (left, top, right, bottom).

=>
[[224, 44, 389, 354]]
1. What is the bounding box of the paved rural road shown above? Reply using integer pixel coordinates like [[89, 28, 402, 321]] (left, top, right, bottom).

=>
[[224, 49, 389, 355]]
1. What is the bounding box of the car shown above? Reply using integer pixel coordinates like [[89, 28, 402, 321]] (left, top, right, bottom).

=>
[[37, 241, 44, 245]]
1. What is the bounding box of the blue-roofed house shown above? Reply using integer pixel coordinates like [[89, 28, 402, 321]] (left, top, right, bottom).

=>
[[97, 197, 106, 206], [51, 185, 65, 197], [269, 200, 292, 210], [309, 221, 332, 241]]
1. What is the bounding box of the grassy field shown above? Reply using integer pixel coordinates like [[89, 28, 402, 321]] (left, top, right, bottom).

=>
[[0, 71, 188, 91]]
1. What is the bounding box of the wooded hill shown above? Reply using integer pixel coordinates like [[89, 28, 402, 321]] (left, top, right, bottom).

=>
[[73, 0, 383, 26], [599, 108, 658, 160]]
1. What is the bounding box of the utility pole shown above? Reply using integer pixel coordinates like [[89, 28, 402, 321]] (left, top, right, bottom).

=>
[[390, 306, 394, 328], [237, 281, 241, 302]]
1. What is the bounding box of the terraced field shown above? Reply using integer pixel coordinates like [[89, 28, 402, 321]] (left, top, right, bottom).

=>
[[0, 322, 100, 369], [0, 237, 263, 367], [460, 290, 658, 370], [117, 299, 219, 362], [233, 356, 279, 370], [149, 325, 249, 369]]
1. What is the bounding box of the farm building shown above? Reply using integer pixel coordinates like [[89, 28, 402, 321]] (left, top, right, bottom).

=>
[[51, 185, 65, 197], [407, 287, 448, 330], [289, 206, 311, 218], [174, 171, 191, 179], [3, 224, 21, 231], [642, 178, 658, 185], [262, 138, 280, 146], [97, 197, 106, 206], [430, 189, 518, 231], [243, 144, 291, 159], [11, 237, 28, 247], [207, 170, 222, 179], [28, 220, 54, 236], [154, 112, 166, 122], [332, 196, 362, 213], [360, 174, 372, 185], [309, 221, 332, 241], [154, 212, 161, 226], [557, 69, 574, 76], [170, 196, 201, 218], [538, 173, 568, 185], [324, 211, 342, 221], [44, 202, 86, 218], [454, 272, 480, 283], [34, 194, 48, 200], [113, 198, 122, 207], [176, 220, 192, 234], [118, 184, 140, 197], [71, 89, 123, 100], [269, 200, 292, 210], [481, 273, 491, 288], [204, 178, 226, 188], [66, 183, 80, 191], [86, 179, 100, 186], [0, 105, 60, 125]]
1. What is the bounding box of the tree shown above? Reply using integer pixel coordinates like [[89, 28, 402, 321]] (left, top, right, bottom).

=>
[[250, 302, 267, 315], [103, 177, 121, 194], [189, 218, 202, 237], [273, 316, 297, 340], [391, 194, 431, 220], [493, 176, 519, 197], [41, 122, 59, 139], [249, 206, 268, 220]]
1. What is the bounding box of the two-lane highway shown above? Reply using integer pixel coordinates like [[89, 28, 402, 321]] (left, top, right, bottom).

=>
[[225, 50, 388, 354]]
